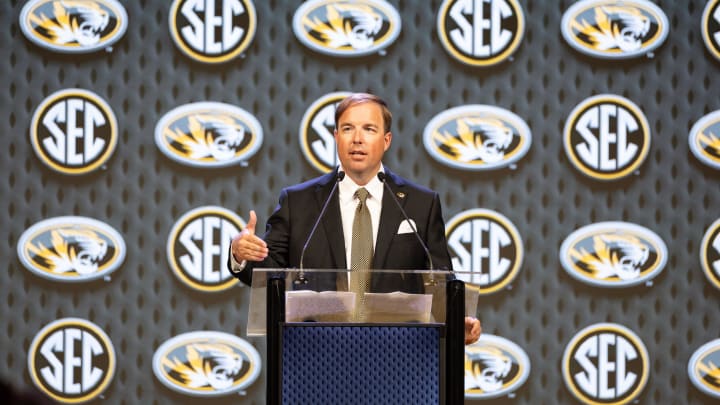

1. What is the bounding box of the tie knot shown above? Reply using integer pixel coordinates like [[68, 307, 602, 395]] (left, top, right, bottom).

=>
[[354, 187, 369, 203]]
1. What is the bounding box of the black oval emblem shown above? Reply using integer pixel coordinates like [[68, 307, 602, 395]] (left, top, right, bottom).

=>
[[19, 0, 128, 53]]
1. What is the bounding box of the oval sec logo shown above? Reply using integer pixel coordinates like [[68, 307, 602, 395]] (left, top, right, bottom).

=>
[[465, 334, 530, 399], [17, 216, 126, 283], [445, 209, 523, 295], [169, 0, 257, 64], [19, 0, 128, 54], [423, 105, 531, 171], [299, 91, 351, 174], [292, 0, 401, 57], [559, 221, 667, 288], [702, 0, 720, 62], [437, 0, 525, 67], [30, 88, 118, 175], [700, 218, 720, 290], [688, 110, 720, 170], [564, 94, 650, 181], [688, 338, 720, 400], [167, 206, 244, 292], [155, 102, 263, 168], [561, 0, 669, 59], [28, 318, 116, 403], [563, 323, 649, 405], [152, 331, 261, 397]]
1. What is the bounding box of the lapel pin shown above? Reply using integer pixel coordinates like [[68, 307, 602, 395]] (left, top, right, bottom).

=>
[[396, 192, 406, 199]]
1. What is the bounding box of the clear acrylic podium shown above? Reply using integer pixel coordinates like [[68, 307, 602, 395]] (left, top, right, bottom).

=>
[[248, 269, 467, 405]]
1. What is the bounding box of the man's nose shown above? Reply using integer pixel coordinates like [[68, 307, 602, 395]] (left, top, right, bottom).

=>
[[351, 131, 363, 143]]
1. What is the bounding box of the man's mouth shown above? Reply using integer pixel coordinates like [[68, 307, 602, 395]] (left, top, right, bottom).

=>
[[350, 151, 367, 157]]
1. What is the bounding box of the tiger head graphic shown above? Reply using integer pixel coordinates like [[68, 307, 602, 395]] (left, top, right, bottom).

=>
[[570, 233, 650, 281], [29, 1, 110, 46]]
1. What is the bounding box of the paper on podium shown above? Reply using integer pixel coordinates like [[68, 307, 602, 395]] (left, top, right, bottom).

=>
[[286, 291, 356, 322], [363, 292, 433, 323]]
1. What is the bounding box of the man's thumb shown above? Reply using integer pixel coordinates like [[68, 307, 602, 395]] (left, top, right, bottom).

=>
[[246, 210, 257, 235]]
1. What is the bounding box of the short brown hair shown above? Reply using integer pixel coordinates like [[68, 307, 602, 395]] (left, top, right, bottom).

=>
[[334, 93, 392, 134]]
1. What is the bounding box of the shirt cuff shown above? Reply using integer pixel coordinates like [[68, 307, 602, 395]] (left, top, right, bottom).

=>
[[229, 253, 247, 273]]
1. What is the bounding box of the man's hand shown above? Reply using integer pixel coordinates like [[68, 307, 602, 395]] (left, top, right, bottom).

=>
[[231, 210, 268, 262], [464, 316, 481, 345]]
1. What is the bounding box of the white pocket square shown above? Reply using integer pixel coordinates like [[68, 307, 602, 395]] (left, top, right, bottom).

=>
[[397, 219, 417, 234]]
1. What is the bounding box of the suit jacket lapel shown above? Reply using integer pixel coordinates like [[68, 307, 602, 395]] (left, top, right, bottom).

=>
[[373, 170, 406, 269], [316, 172, 346, 269]]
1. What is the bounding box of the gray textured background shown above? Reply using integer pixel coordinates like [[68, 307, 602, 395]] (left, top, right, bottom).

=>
[[1, 0, 719, 403]]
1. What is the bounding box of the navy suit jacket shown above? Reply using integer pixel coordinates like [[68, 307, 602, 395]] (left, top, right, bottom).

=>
[[229, 168, 452, 293]]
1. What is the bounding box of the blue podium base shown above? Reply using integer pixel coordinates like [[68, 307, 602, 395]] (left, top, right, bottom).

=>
[[281, 323, 442, 404]]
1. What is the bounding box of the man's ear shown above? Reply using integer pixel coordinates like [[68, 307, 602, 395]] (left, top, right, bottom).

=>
[[384, 131, 392, 151]]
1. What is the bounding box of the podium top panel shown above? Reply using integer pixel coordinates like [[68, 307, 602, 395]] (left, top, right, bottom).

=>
[[246, 269, 458, 336]]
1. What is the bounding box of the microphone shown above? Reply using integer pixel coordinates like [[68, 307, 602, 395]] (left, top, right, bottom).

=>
[[296, 170, 346, 284], [377, 172, 435, 278]]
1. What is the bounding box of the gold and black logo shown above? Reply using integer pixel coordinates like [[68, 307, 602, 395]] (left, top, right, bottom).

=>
[[445, 209, 523, 295], [688, 339, 720, 400], [437, 0, 525, 67], [700, 218, 720, 290], [423, 105, 532, 170], [19, 0, 128, 53], [299, 92, 351, 173], [465, 334, 530, 399], [17, 216, 125, 283], [292, 0, 401, 57], [564, 94, 650, 181], [561, 0, 669, 59], [28, 318, 116, 403], [152, 331, 261, 397], [689, 110, 720, 170], [703, 0, 720, 62], [560, 221, 667, 288], [30, 88, 118, 175], [155, 101, 263, 168], [169, 0, 257, 63], [167, 206, 244, 292], [563, 323, 649, 405]]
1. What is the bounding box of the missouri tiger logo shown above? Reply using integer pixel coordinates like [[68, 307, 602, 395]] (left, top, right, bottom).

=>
[[700, 218, 720, 290], [299, 92, 350, 173], [28, 318, 116, 403], [30, 88, 118, 175], [688, 339, 720, 399], [564, 94, 650, 181], [465, 334, 530, 399], [17, 216, 125, 282], [563, 323, 649, 405], [167, 206, 244, 292], [560, 221, 667, 288], [445, 209, 523, 295], [689, 110, 720, 170], [437, 0, 525, 66], [702, 0, 720, 62], [155, 102, 263, 168], [152, 331, 261, 397], [561, 0, 669, 59], [292, 0, 401, 57], [169, 0, 257, 63], [423, 105, 531, 171], [19, 0, 128, 53]]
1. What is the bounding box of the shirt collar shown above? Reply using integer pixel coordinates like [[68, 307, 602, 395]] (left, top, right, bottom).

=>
[[338, 164, 385, 203]]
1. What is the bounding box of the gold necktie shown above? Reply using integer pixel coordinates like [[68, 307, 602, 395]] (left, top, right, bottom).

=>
[[350, 187, 372, 320]]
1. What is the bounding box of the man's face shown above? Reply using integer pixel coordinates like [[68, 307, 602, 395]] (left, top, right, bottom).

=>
[[334, 102, 392, 185]]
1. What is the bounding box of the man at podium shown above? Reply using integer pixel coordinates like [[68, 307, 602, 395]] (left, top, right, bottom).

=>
[[228, 92, 480, 344]]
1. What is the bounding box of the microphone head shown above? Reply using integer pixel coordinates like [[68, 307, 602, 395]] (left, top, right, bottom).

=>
[[377, 172, 386, 182], [337, 171, 346, 182]]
